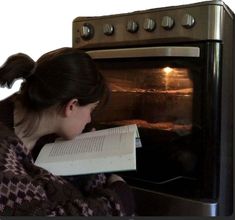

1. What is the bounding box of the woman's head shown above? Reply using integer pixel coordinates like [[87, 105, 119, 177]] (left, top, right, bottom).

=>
[[0, 47, 109, 138]]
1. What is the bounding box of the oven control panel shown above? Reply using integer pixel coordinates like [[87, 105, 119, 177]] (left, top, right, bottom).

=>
[[73, 1, 228, 49]]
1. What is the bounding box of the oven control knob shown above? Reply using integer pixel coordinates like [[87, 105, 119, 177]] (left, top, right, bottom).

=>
[[143, 18, 156, 32], [80, 23, 94, 40], [182, 14, 195, 29], [103, 24, 114, 35], [161, 16, 175, 30], [127, 20, 139, 33]]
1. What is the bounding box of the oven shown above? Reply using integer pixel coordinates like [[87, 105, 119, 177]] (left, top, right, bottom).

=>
[[72, 1, 234, 216]]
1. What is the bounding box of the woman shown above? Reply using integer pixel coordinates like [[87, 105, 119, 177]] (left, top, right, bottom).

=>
[[0, 48, 135, 216]]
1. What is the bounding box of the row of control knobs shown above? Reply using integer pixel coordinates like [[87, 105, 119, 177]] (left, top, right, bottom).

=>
[[80, 14, 195, 40]]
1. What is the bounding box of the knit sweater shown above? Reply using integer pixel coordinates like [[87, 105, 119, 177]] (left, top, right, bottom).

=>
[[0, 95, 135, 216]]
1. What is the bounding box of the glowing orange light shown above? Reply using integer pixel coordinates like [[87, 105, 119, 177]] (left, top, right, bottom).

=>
[[163, 67, 173, 74]]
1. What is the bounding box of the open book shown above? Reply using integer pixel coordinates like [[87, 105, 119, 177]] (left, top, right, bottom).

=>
[[35, 124, 141, 176]]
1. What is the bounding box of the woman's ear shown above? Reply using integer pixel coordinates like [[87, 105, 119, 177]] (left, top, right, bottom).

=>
[[63, 98, 79, 117]]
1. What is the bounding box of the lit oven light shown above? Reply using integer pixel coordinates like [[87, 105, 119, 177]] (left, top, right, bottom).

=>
[[163, 67, 173, 74], [163, 67, 173, 91]]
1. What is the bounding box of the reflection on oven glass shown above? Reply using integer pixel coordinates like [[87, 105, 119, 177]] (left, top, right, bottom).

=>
[[95, 67, 192, 135]]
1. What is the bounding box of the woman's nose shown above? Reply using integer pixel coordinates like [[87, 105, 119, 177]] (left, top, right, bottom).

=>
[[88, 114, 91, 123]]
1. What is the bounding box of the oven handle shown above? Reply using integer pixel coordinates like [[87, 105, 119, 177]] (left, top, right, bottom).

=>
[[86, 46, 200, 59]]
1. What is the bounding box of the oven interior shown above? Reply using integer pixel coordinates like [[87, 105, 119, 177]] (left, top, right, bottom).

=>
[[88, 46, 209, 199]]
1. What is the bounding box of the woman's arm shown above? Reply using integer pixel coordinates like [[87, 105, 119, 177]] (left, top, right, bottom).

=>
[[0, 125, 134, 216]]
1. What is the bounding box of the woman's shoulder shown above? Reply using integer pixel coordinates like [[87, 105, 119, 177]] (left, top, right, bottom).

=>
[[0, 121, 29, 157], [0, 122, 15, 140]]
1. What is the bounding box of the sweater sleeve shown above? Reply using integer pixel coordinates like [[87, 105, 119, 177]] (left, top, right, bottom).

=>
[[0, 141, 124, 216], [63, 173, 135, 215], [0, 125, 134, 216]]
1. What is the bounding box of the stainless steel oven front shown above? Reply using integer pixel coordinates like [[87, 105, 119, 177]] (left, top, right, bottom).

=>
[[72, 1, 234, 216]]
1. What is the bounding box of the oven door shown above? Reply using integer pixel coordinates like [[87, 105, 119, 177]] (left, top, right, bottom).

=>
[[85, 43, 221, 216]]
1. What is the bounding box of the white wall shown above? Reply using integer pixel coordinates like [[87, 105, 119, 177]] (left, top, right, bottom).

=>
[[0, 0, 235, 100]]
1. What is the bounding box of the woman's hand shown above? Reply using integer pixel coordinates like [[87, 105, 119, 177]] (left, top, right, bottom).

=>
[[107, 174, 125, 185]]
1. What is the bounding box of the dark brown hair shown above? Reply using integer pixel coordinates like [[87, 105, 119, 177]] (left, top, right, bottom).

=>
[[0, 47, 109, 136]]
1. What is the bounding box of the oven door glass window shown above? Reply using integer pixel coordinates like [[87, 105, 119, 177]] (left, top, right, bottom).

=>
[[92, 57, 203, 196]]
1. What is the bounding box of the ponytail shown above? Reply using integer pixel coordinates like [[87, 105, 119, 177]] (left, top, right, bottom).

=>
[[0, 53, 35, 88]]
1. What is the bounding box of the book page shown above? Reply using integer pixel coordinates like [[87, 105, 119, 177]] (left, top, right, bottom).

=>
[[76, 124, 138, 138], [35, 124, 137, 175], [55, 124, 142, 148], [78, 124, 141, 148], [49, 136, 105, 157], [35, 132, 135, 164]]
